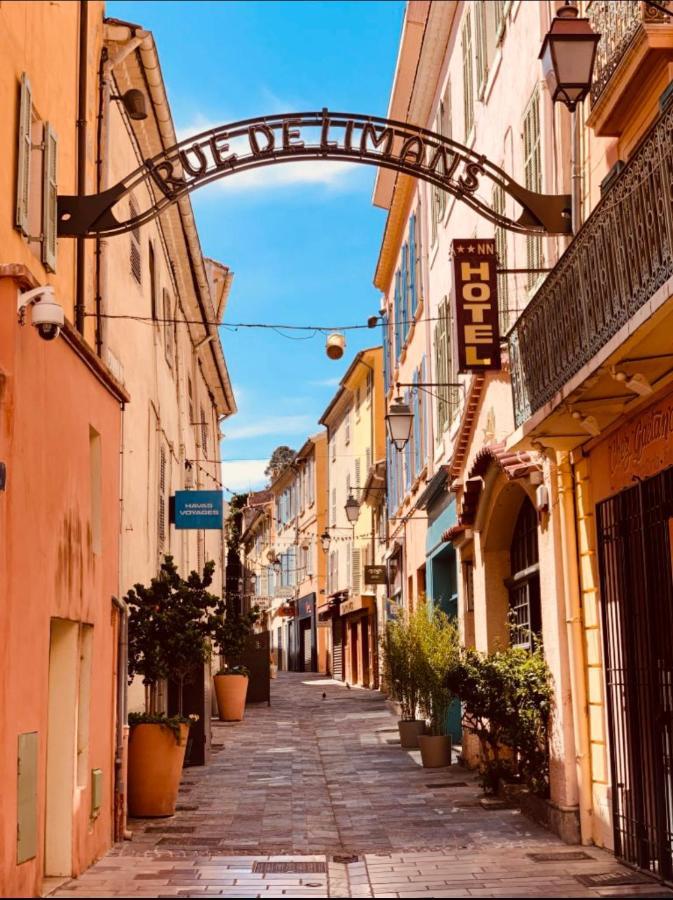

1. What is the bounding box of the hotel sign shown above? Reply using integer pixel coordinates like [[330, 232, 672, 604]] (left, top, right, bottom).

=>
[[452, 239, 501, 373]]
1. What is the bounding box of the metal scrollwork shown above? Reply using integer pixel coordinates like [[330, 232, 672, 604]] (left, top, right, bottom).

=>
[[57, 109, 571, 238]]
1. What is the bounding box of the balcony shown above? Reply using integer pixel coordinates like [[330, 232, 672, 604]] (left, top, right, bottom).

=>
[[509, 103, 673, 430], [587, 0, 673, 136]]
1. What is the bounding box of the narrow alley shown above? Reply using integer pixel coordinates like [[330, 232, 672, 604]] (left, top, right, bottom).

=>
[[51, 675, 670, 899]]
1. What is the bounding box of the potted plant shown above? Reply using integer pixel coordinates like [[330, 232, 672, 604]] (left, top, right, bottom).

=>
[[210, 601, 260, 721], [416, 606, 460, 768], [382, 614, 425, 749], [125, 555, 218, 816]]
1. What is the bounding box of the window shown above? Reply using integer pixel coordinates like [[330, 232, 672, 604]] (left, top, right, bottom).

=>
[[462, 11, 474, 139], [158, 444, 167, 549], [463, 560, 475, 612], [345, 407, 351, 444], [434, 298, 460, 437], [200, 405, 208, 457], [366, 445, 372, 473], [492, 183, 511, 333], [523, 90, 543, 289], [355, 386, 361, 421], [131, 198, 143, 285], [366, 368, 373, 406], [352, 547, 362, 596], [89, 427, 102, 555], [15, 73, 58, 271], [508, 497, 541, 650], [475, 1, 503, 96], [355, 457, 361, 491], [187, 376, 195, 424], [331, 487, 336, 526], [163, 288, 174, 368], [404, 389, 412, 493]]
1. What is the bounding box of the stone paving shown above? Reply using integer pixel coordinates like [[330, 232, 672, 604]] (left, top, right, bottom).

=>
[[51, 673, 673, 898]]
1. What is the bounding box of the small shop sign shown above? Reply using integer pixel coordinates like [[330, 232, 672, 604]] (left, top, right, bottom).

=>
[[173, 490, 223, 529], [452, 239, 500, 372], [364, 565, 387, 586]]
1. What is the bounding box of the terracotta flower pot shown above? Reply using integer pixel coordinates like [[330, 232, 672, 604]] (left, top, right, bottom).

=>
[[398, 719, 426, 749], [214, 673, 249, 721], [127, 722, 189, 817], [418, 734, 452, 768]]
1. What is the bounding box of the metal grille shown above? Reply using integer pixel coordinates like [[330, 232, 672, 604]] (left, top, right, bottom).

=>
[[508, 499, 541, 650], [509, 104, 673, 428], [252, 861, 326, 874], [597, 466, 673, 881]]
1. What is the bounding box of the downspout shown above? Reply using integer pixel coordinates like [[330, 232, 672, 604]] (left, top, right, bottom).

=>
[[556, 451, 593, 843], [75, 0, 88, 334]]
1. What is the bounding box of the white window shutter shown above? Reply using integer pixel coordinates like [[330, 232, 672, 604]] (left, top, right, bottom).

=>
[[352, 547, 362, 596], [16, 73, 32, 236], [42, 123, 58, 271]]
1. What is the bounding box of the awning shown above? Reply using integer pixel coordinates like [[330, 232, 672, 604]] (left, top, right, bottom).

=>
[[340, 595, 376, 617]]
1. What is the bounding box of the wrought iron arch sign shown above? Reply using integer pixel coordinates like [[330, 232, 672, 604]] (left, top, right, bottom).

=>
[[57, 110, 571, 237]]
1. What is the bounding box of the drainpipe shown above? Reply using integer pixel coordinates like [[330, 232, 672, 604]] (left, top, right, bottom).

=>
[[75, 0, 88, 334], [571, 108, 583, 236], [111, 594, 131, 841], [556, 451, 593, 843], [95, 27, 149, 357]]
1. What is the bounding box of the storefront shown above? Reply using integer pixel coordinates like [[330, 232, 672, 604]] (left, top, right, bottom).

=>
[[291, 593, 317, 672], [317, 598, 339, 676], [580, 384, 673, 876], [340, 595, 376, 688]]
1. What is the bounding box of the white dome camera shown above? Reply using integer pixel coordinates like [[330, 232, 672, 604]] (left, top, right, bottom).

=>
[[17, 285, 65, 341]]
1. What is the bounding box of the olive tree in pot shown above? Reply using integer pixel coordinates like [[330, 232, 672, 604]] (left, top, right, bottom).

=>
[[416, 606, 460, 768], [209, 602, 260, 721], [382, 614, 425, 749], [125, 555, 218, 816]]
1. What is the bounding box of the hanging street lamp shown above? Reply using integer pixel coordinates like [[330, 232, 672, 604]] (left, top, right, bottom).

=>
[[539, 2, 600, 112], [320, 530, 332, 553], [385, 395, 413, 451], [539, 1, 600, 234], [344, 494, 360, 524]]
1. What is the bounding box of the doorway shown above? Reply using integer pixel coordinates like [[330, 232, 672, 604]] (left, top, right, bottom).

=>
[[597, 465, 673, 880], [45, 619, 79, 877]]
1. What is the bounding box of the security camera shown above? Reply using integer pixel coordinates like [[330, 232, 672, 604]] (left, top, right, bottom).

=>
[[17, 286, 64, 341]]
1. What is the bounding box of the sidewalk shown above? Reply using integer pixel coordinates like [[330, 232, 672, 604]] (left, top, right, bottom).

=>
[[50, 673, 673, 898]]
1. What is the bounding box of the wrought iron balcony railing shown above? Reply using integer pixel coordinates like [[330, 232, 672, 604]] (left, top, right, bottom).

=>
[[509, 103, 673, 429], [588, 0, 672, 106]]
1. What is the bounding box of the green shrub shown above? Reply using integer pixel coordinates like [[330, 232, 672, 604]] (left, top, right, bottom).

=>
[[447, 641, 552, 795], [414, 607, 460, 737], [381, 612, 421, 720]]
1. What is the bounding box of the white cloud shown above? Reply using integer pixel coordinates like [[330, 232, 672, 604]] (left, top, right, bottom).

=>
[[223, 413, 316, 441], [309, 376, 341, 387], [221, 459, 268, 493]]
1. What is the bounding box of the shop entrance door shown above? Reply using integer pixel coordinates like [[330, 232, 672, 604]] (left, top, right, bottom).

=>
[[597, 465, 673, 881], [361, 619, 370, 687]]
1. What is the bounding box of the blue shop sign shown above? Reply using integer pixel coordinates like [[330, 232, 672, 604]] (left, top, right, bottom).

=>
[[174, 490, 223, 530]]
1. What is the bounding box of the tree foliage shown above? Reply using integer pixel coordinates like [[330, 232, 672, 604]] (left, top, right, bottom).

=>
[[264, 445, 295, 480], [126, 555, 219, 714]]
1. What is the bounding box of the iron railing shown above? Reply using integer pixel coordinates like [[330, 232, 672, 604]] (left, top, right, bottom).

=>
[[509, 102, 673, 428], [588, 1, 672, 106]]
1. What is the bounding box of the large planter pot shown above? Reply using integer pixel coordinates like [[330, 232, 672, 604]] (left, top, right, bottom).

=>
[[398, 719, 426, 749], [418, 734, 452, 768], [214, 673, 249, 721], [128, 722, 189, 817]]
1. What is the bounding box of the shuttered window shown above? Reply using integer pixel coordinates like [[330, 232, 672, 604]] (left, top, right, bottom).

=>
[[200, 405, 208, 456], [523, 90, 543, 289], [16, 73, 32, 236], [492, 183, 510, 333], [434, 299, 460, 438], [382, 314, 390, 393], [163, 288, 174, 369], [42, 123, 58, 272], [409, 216, 417, 318], [394, 273, 402, 363], [131, 198, 142, 284], [401, 243, 409, 343], [355, 457, 361, 491], [352, 547, 362, 596], [404, 389, 412, 494], [412, 372, 421, 479], [158, 444, 167, 549], [462, 12, 474, 139], [331, 487, 336, 526]]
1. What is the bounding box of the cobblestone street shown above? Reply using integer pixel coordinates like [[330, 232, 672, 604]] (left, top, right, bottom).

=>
[[50, 674, 673, 898]]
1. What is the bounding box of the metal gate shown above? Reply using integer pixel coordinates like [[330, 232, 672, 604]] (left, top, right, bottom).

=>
[[597, 465, 673, 880]]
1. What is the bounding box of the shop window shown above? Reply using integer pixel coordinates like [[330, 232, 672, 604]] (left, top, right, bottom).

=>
[[507, 497, 541, 649]]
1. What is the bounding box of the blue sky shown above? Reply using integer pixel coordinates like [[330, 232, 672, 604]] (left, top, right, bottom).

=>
[[107, 0, 405, 492]]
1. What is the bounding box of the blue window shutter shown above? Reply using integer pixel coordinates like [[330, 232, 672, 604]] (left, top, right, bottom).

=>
[[413, 372, 421, 476], [394, 273, 402, 362], [419, 356, 426, 464], [409, 216, 417, 317], [404, 390, 412, 493], [401, 245, 409, 342]]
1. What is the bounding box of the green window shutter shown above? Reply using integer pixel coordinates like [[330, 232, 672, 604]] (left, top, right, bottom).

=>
[[16, 73, 32, 236], [42, 123, 58, 272]]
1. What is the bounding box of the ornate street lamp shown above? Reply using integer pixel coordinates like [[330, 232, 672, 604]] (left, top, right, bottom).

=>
[[320, 530, 332, 553], [344, 494, 360, 524], [539, 2, 600, 112], [385, 395, 413, 451]]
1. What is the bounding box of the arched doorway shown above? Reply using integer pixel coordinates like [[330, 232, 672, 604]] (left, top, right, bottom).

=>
[[507, 497, 541, 650]]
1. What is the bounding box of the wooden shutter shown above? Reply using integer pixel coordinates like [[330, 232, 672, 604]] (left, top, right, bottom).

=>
[[462, 12, 474, 139], [523, 90, 542, 288], [409, 216, 417, 317], [16, 73, 32, 235], [413, 372, 421, 477], [352, 547, 362, 596], [163, 289, 174, 368], [355, 457, 361, 490], [158, 444, 167, 548], [131, 198, 142, 284], [42, 123, 58, 271], [475, 1, 488, 94]]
